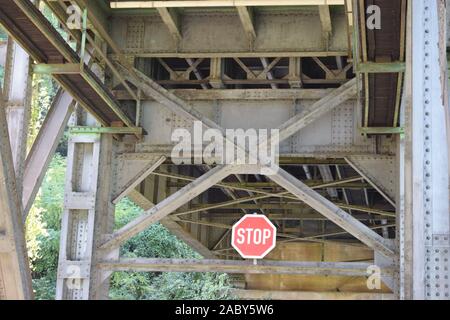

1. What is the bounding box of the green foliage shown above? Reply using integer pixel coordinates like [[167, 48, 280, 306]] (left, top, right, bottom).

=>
[[115, 199, 200, 259], [0, 27, 6, 41], [0, 27, 6, 85], [110, 199, 232, 300], [29, 74, 58, 149], [34, 155, 66, 231], [0, 65, 4, 87], [26, 155, 66, 299], [145, 272, 232, 300]]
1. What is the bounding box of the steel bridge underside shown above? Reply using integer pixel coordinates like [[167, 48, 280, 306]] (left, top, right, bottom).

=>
[[1, 0, 449, 300]]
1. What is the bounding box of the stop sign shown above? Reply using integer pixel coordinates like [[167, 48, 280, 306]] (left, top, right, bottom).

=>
[[231, 214, 277, 259]]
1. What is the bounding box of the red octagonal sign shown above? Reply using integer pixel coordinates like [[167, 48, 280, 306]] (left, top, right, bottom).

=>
[[231, 214, 277, 259]]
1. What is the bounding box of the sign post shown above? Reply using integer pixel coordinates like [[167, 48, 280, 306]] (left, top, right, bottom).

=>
[[231, 214, 277, 260]]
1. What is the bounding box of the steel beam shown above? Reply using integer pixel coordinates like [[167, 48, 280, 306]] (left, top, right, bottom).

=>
[[22, 90, 75, 217], [113, 88, 336, 101], [110, 1, 346, 9], [32, 63, 81, 74], [275, 77, 357, 143], [0, 87, 33, 300], [156, 7, 182, 42], [100, 165, 239, 250], [3, 40, 32, 196], [401, 0, 450, 300], [318, 5, 332, 42], [55, 133, 116, 300], [69, 126, 143, 135], [115, 67, 394, 259], [232, 289, 395, 300], [267, 168, 396, 258], [112, 156, 166, 204], [109, 6, 348, 58], [357, 62, 406, 74], [236, 6, 256, 42], [98, 258, 390, 277], [127, 190, 216, 259]]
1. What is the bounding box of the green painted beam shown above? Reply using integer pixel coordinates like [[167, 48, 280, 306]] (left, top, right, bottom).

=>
[[357, 62, 406, 73], [359, 127, 404, 135], [69, 126, 143, 135], [33, 63, 80, 74]]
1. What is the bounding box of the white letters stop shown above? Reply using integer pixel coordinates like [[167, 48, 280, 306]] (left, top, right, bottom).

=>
[[231, 214, 277, 259], [236, 228, 272, 245]]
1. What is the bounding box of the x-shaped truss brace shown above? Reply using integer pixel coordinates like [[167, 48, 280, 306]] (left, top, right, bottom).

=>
[[99, 66, 395, 258]]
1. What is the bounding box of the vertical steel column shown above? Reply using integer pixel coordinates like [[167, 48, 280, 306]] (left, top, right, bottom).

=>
[[0, 38, 33, 300], [55, 131, 116, 300], [402, 0, 450, 300], [0, 87, 33, 300], [3, 40, 32, 196]]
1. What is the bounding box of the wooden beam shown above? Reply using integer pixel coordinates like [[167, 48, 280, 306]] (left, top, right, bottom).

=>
[[267, 168, 396, 258], [156, 7, 182, 42], [98, 258, 388, 277]]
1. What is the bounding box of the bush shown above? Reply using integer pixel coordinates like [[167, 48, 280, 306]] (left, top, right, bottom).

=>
[[110, 199, 232, 300]]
